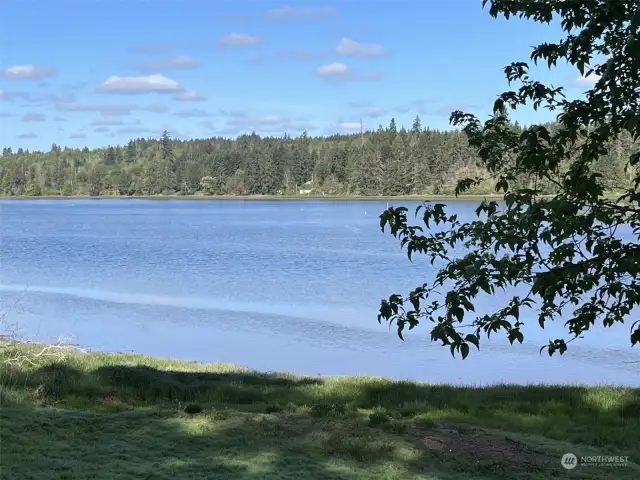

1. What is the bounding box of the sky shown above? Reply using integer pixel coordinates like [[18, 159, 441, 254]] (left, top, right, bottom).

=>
[[0, 0, 599, 151]]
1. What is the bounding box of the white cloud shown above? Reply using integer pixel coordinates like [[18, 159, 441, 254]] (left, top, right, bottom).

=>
[[316, 62, 351, 80], [1, 65, 56, 79], [96, 74, 183, 94], [173, 90, 207, 102], [335, 38, 386, 57], [575, 73, 601, 87], [316, 63, 379, 83], [266, 6, 338, 20], [135, 55, 198, 72], [218, 33, 262, 46], [340, 121, 362, 131]]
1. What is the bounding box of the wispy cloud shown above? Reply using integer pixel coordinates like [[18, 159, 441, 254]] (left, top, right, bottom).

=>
[[1, 65, 56, 80], [134, 55, 198, 72], [135, 44, 174, 54], [253, 49, 326, 65], [394, 99, 437, 115], [96, 74, 183, 94], [94, 127, 110, 133], [362, 106, 387, 118], [266, 6, 338, 20], [58, 104, 133, 116], [16, 132, 38, 139], [91, 116, 125, 126], [335, 38, 386, 57], [218, 33, 262, 46], [174, 109, 212, 118], [27, 90, 77, 106], [173, 90, 207, 102], [116, 127, 159, 135], [22, 113, 46, 122], [315, 62, 380, 83], [58, 103, 168, 116], [0, 89, 30, 101], [216, 13, 249, 23], [145, 104, 169, 113], [70, 132, 86, 139], [220, 110, 313, 135]]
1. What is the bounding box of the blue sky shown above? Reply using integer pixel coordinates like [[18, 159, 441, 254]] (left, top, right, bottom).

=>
[[0, 0, 598, 151]]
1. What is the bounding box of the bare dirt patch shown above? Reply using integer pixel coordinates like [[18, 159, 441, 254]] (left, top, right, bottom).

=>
[[412, 424, 554, 470]]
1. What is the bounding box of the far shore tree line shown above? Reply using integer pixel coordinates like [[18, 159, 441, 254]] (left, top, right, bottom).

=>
[[1, 116, 637, 198]]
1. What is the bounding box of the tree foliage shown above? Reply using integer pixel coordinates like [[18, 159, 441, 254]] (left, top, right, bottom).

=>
[[378, 0, 640, 358], [2, 117, 635, 198]]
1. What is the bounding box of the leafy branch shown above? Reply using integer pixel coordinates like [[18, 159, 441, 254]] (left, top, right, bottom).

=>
[[378, 0, 640, 359]]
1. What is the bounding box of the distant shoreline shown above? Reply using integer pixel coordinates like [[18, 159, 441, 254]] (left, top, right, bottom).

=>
[[0, 194, 504, 202]]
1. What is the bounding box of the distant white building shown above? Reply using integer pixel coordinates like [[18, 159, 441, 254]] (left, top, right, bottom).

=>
[[299, 189, 313, 195]]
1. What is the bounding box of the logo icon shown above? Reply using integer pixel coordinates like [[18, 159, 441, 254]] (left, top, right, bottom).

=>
[[561, 453, 578, 470]]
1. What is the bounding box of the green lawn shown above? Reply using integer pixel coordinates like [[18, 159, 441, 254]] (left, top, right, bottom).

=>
[[1, 343, 638, 479]]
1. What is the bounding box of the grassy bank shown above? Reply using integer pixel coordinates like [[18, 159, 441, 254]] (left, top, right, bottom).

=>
[[1, 343, 639, 479]]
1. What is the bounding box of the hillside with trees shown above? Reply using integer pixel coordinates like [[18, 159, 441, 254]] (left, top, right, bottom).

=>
[[1, 116, 637, 197]]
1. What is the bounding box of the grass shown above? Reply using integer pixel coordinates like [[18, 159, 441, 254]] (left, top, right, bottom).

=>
[[1, 343, 639, 479]]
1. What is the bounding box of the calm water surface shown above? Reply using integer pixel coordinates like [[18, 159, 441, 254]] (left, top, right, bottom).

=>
[[0, 199, 637, 386]]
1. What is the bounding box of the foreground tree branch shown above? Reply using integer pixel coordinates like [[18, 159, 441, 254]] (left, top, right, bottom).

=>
[[378, 0, 640, 359]]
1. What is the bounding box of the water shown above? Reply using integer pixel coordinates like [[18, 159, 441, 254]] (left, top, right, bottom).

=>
[[0, 199, 637, 386]]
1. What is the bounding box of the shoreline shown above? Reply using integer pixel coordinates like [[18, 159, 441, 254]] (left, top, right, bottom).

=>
[[0, 193, 509, 202], [1, 192, 623, 202], [3, 340, 636, 387]]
